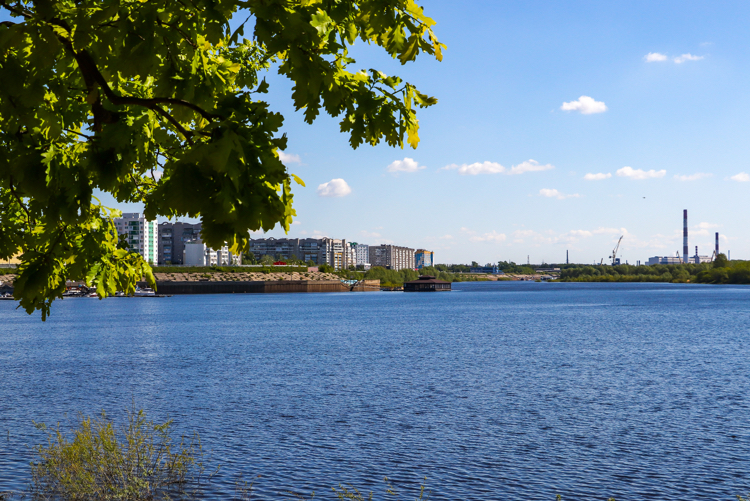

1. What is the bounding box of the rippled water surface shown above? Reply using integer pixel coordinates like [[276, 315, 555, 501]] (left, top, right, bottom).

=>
[[2, 282, 750, 500]]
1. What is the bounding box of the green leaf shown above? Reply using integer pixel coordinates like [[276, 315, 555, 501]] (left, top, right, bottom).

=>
[[291, 173, 305, 187]]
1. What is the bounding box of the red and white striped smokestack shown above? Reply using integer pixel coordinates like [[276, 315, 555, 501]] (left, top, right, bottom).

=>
[[683, 210, 688, 264], [716, 232, 719, 255]]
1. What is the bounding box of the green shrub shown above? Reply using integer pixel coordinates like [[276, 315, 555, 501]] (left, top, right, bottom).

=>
[[29, 408, 208, 501]]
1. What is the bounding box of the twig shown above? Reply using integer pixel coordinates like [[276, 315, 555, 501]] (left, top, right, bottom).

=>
[[8, 176, 32, 225], [65, 128, 92, 140]]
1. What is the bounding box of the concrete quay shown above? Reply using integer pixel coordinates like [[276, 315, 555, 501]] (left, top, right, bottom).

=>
[[139, 279, 381, 295]]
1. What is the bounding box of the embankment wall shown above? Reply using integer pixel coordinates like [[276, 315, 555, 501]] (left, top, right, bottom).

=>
[[139, 280, 380, 294]]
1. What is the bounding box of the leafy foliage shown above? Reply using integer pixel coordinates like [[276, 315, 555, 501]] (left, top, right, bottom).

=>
[[334, 266, 491, 286], [0, 0, 443, 318], [29, 408, 207, 501], [695, 255, 750, 284], [495, 261, 536, 275], [559, 262, 714, 283]]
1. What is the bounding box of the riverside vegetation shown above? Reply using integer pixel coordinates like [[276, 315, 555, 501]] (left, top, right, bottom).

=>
[[334, 266, 505, 288], [557, 254, 750, 285]]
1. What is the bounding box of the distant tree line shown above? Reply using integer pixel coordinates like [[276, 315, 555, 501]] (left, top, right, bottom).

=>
[[556, 255, 750, 284], [332, 266, 493, 287]]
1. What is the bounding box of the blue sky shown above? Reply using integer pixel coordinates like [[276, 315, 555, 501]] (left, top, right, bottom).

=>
[[250, 0, 750, 264], [13, 1, 750, 264]]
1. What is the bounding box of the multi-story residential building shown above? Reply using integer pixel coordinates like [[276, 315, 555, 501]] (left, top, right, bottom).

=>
[[157, 222, 202, 264], [248, 237, 350, 270], [415, 249, 434, 269], [114, 213, 158, 264], [350, 243, 370, 267], [249, 237, 299, 262], [183, 242, 235, 266], [369, 244, 415, 270]]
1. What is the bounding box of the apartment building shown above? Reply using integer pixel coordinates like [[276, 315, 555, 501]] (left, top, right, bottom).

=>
[[248, 237, 350, 270], [114, 213, 159, 264], [350, 243, 370, 267], [415, 249, 434, 269], [157, 222, 202, 264], [369, 244, 415, 270], [183, 242, 235, 266]]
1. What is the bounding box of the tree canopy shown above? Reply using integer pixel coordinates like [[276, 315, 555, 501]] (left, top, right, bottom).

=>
[[0, 0, 443, 318]]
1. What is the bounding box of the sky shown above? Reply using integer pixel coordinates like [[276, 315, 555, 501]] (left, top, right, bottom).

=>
[[12, 1, 750, 265]]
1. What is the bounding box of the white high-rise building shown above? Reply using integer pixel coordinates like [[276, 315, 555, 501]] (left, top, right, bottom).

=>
[[114, 213, 158, 264], [183, 242, 236, 266]]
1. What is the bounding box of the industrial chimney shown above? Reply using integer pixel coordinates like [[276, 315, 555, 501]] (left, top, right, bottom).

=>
[[716, 232, 719, 256], [683, 210, 688, 264]]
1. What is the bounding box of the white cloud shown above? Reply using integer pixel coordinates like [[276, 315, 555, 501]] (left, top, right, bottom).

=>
[[442, 161, 506, 175], [674, 53, 704, 63], [508, 159, 554, 175], [513, 229, 536, 239], [360, 230, 382, 239], [616, 166, 666, 180], [440, 234, 454, 240], [692, 222, 720, 236], [568, 230, 593, 238], [442, 159, 553, 176], [645, 52, 668, 62], [279, 151, 302, 165], [387, 157, 425, 174], [730, 172, 750, 182], [674, 172, 712, 181], [560, 96, 608, 114], [593, 227, 624, 235], [584, 172, 612, 180], [317, 178, 352, 197], [539, 188, 581, 200], [469, 230, 507, 243]]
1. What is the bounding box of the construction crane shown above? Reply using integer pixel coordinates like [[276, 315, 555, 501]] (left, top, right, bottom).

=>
[[610, 236, 623, 266], [675, 251, 683, 264]]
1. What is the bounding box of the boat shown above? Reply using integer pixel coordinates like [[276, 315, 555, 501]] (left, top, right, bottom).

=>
[[134, 287, 156, 297]]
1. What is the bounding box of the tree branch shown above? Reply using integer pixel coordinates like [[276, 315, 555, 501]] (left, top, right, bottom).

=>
[[149, 105, 195, 144], [8, 176, 32, 226], [0, 1, 31, 19], [45, 16, 219, 142], [65, 128, 92, 140], [129, 174, 150, 200], [156, 18, 197, 48]]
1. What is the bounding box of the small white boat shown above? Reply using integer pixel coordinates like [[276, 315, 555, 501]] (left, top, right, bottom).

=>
[[134, 287, 156, 297]]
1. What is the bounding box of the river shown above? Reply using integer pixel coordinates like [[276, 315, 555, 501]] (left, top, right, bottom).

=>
[[1, 282, 749, 499]]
